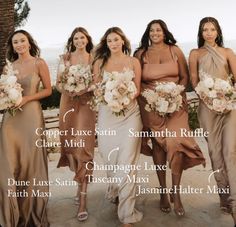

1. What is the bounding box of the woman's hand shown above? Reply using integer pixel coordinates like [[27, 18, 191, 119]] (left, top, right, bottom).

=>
[[14, 96, 30, 109]]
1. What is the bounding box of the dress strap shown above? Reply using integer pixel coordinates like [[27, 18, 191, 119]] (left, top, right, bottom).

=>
[[169, 45, 178, 62], [34, 57, 40, 75], [128, 56, 134, 70], [143, 51, 149, 64]]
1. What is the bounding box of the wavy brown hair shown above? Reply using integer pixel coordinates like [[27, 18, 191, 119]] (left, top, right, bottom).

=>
[[197, 17, 224, 48], [6, 30, 40, 62], [134, 19, 177, 65], [93, 27, 131, 69], [65, 27, 93, 55]]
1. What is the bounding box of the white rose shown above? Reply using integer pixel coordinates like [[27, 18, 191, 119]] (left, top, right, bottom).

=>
[[104, 91, 113, 102], [67, 76, 75, 85], [163, 82, 176, 92], [145, 105, 152, 112], [64, 84, 75, 92], [111, 71, 120, 80], [8, 88, 21, 101], [107, 100, 122, 111], [111, 89, 121, 98], [69, 65, 78, 75], [212, 99, 227, 112], [121, 97, 130, 106], [14, 96, 22, 106], [203, 77, 214, 88], [127, 82, 137, 93], [122, 71, 134, 81], [208, 90, 217, 98], [75, 84, 85, 92], [142, 90, 158, 103], [110, 103, 123, 113], [106, 81, 117, 90], [158, 100, 169, 113], [168, 103, 177, 113], [214, 79, 231, 92], [78, 67, 86, 75], [6, 76, 17, 85]]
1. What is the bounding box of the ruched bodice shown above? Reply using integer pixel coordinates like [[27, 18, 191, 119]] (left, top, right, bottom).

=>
[[199, 44, 230, 80], [197, 44, 236, 213], [142, 61, 179, 83]]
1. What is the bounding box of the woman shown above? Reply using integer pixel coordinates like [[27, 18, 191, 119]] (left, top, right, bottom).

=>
[[134, 19, 205, 217], [0, 30, 52, 227], [93, 27, 143, 227], [56, 27, 96, 221], [189, 17, 236, 226]]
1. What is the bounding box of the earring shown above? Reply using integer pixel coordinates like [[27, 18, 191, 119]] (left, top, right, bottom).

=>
[[148, 39, 151, 46]]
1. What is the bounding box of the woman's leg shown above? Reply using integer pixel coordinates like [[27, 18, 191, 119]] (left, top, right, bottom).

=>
[[171, 152, 185, 216], [77, 179, 88, 221], [152, 139, 171, 213]]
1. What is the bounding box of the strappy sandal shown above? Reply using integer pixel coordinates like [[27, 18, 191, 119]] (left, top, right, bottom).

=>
[[77, 192, 88, 221]]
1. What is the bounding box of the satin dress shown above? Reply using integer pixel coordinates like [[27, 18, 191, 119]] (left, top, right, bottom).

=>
[[97, 69, 143, 224], [138, 47, 205, 174], [0, 59, 49, 227], [197, 44, 236, 212], [56, 59, 96, 183]]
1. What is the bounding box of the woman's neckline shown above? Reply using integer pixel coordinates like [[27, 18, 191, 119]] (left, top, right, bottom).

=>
[[103, 67, 133, 74]]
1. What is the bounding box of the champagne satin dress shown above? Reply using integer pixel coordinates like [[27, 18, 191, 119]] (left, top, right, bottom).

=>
[[138, 47, 205, 174], [56, 59, 96, 183], [97, 69, 143, 224], [0, 59, 49, 227], [197, 44, 236, 212]]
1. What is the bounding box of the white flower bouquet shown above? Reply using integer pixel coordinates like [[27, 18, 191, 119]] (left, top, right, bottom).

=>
[[0, 60, 23, 114], [195, 70, 236, 113], [89, 69, 137, 116], [57, 62, 92, 95], [142, 81, 184, 117]]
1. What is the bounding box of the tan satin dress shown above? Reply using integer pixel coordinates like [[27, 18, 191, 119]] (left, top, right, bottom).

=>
[[138, 47, 205, 174], [198, 44, 236, 212], [0, 59, 49, 227], [56, 61, 96, 183], [97, 69, 143, 224]]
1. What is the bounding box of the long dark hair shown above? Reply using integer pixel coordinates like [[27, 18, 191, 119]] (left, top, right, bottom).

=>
[[134, 19, 177, 65], [6, 30, 40, 62], [197, 17, 224, 48], [65, 27, 93, 54], [93, 27, 131, 69]]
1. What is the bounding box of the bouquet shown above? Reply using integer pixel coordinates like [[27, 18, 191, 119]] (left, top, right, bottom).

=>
[[57, 60, 92, 95], [195, 70, 236, 113], [0, 60, 23, 115], [89, 69, 137, 116], [142, 81, 184, 117], [87, 82, 106, 111]]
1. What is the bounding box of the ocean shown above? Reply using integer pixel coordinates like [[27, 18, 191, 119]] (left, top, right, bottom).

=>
[[42, 41, 236, 85]]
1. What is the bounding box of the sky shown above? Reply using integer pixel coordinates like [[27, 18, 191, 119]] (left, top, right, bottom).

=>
[[22, 0, 236, 48]]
